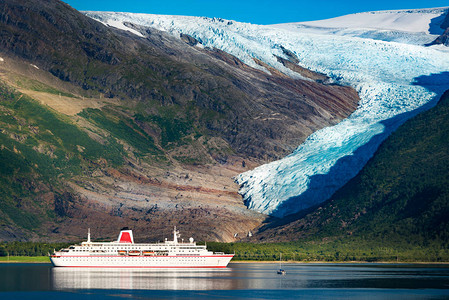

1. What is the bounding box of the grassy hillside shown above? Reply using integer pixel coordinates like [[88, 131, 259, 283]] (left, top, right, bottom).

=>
[[0, 81, 126, 234], [256, 90, 449, 250]]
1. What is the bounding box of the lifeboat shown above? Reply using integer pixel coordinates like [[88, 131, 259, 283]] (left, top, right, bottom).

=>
[[142, 251, 155, 256], [128, 250, 141, 256], [118, 250, 127, 256]]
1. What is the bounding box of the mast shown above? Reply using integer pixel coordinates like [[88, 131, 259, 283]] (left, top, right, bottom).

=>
[[87, 228, 91, 243]]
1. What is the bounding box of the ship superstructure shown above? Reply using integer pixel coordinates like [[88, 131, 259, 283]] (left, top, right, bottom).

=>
[[50, 227, 233, 268]]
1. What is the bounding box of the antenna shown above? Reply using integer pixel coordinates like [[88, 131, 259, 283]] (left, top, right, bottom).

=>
[[173, 226, 180, 244]]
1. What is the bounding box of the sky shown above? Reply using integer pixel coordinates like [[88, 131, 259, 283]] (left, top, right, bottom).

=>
[[63, 0, 449, 25]]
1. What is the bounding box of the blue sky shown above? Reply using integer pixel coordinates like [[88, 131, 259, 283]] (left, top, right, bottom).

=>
[[64, 0, 448, 24]]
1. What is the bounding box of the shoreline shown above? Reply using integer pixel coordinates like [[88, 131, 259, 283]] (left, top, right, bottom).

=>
[[1, 256, 448, 264], [230, 260, 449, 264], [0, 256, 51, 263]]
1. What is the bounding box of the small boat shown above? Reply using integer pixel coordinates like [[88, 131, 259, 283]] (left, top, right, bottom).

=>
[[277, 253, 286, 275], [118, 250, 127, 256], [277, 269, 286, 275], [142, 251, 155, 256]]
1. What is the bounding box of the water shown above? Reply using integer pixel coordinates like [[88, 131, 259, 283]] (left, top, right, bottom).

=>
[[1, 263, 449, 299]]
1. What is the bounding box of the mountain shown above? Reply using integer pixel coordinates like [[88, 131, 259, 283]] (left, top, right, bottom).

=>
[[0, 0, 359, 241], [251, 89, 449, 245], [96, 7, 449, 217]]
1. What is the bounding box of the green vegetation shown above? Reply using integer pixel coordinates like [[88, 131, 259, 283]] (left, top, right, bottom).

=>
[[137, 114, 192, 148], [0, 256, 50, 263], [134, 101, 203, 149], [79, 108, 161, 156], [0, 242, 70, 257], [208, 238, 449, 262], [0, 82, 125, 171], [1, 239, 447, 263]]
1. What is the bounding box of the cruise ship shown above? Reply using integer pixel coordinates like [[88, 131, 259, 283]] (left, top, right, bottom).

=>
[[50, 227, 234, 268]]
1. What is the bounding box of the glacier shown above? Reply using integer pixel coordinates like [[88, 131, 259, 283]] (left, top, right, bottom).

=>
[[85, 8, 449, 217]]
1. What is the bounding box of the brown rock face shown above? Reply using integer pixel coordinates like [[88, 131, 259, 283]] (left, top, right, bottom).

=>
[[432, 28, 449, 46]]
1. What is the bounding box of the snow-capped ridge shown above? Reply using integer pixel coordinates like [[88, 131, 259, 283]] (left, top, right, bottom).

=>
[[356, 7, 448, 15], [271, 7, 448, 46], [289, 7, 448, 33]]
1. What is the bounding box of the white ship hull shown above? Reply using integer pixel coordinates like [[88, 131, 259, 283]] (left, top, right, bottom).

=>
[[50, 254, 233, 268]]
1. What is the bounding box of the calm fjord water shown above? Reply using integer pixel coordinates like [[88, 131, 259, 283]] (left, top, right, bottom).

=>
[[1, 263, 449, 299]]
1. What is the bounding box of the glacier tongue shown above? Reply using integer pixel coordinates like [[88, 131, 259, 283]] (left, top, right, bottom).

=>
[[85, 10, 449, 217]]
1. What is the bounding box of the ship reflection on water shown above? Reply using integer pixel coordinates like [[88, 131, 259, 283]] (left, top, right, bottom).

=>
[[52, 267, 235, 290]]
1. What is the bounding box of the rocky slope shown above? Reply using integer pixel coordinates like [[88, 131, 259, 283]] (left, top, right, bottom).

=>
[[0, 0, 359, 242], [0, 55, 265, 243], [435, 28, 449, 46], [252, 90, 449, 244]]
